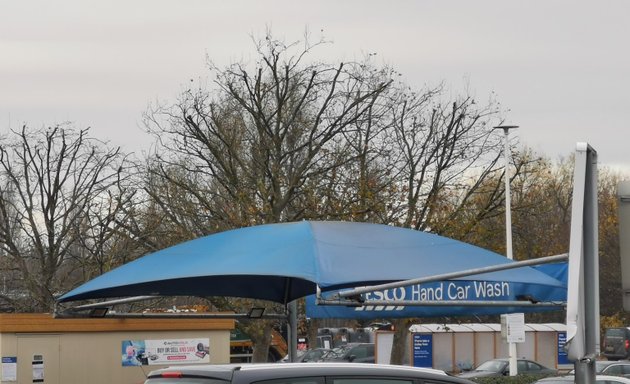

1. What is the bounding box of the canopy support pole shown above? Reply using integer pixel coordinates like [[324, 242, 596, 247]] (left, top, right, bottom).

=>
[[284, 277, 298, 362], [54, 311, 289, 320], [61, 295, 158, 310], [316, 298, 565, 307], [288, 300, 298, 362]]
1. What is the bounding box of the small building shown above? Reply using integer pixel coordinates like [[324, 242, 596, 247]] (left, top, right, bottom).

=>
[[409, 323, 569, 373], [0, 313, 233, 384]]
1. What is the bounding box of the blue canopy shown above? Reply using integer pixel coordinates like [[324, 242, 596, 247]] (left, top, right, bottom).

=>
[[58, 221, 566, 306]]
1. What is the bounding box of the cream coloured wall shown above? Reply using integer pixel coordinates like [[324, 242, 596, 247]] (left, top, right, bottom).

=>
[[0, 315, 233, 384], [0, 330, 230, 384]]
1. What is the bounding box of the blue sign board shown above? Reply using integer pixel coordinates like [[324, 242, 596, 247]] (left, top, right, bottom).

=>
[[306, 277, 566, 319], [557, 331, 573, 365], [1, 357, 16, 364], [412, 333, 433, 368]]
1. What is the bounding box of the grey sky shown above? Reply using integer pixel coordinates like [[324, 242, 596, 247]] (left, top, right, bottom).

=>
[[1, 0, 629, 171]]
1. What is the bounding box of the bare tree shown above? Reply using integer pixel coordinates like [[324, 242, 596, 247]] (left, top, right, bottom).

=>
[[0, 125, 134, 311], [381, 87, 505, 365], [144, 31, 513, 363], [144, 33, 396, 360]]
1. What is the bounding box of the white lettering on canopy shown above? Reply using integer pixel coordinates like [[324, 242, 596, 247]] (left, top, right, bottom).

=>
[[363, 281, 510, 303]]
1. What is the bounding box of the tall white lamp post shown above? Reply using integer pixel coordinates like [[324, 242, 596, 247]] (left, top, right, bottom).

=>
[[495, 125, 518, 260], [495, 124, 519, 376]]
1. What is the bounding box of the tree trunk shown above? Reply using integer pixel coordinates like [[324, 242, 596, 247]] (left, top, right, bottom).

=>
[[308, 318, 321, 349], [250, 323, 273, 362], [389, 318, 409, 365]]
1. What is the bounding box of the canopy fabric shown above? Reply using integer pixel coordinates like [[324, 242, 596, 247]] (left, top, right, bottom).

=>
[[58, 221, 566, 305]]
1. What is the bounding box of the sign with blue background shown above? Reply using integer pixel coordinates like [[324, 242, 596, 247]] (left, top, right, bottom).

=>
[[412, 334, 433, 368], [306, 278, 566, 319], [557, 331, 573, 365]]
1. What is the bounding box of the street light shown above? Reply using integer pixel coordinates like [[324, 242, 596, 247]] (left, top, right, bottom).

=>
[[494, 124, 519, 377], [494, 125, 519, 260]]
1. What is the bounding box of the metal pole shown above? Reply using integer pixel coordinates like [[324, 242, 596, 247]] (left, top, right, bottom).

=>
[[495, 124, 518, 376], [335, 253, 567, 299], [288, 300, 298, 362], [495, 125, 518, 261], [317, 299, 565, 307], [504, 129, 513, 260]]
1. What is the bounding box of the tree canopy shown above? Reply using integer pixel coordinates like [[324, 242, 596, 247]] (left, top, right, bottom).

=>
[[0, 32, 626, 364]]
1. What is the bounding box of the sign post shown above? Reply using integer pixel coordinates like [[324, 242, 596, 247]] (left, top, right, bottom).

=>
[[501, 313, 525, 376]]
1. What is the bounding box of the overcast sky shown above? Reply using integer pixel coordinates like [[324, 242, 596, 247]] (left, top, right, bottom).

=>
[[1, 0, 629, 172]]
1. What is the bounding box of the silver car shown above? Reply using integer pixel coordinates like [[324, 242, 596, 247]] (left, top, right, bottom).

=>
[[535, 375, 630, 384], [145, 363, 465, 384], [458, 358, 556, 378]]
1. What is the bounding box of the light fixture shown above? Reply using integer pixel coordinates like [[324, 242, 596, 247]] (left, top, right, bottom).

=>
[[248, 307, 265, 318]]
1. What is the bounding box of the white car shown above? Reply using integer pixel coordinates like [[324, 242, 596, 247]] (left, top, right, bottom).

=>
[[535, 375, 630, 384]]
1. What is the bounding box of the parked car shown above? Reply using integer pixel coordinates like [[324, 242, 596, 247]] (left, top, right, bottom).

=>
[[144, 362, 465, 384], [458, 358, 556, 378], [320, 343, 375, 363], [604, 328, 630, 360], [279, 348, 332, 363], [568, 361, 630, 377], [298, 348, 332, 362], [534, 375, 630, 384]]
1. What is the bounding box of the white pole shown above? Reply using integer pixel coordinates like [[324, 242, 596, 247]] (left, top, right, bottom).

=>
[[503, 127, 513, 261], [495, 125, 518, 376]]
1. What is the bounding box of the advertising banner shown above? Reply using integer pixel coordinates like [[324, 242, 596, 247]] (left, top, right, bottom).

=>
[[122, 338, 210, 366]]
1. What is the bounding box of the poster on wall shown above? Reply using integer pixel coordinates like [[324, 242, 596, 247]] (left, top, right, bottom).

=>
[[557, 332, 573, 365], [32, 355, 44, 383], [2, 357, 17, 382], [412, 334, 433, 368], [122, 338, 210, 366]]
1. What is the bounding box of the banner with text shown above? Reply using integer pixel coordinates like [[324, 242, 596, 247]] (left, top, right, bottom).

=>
[[122, 338, 210, 366], [306, 279, 566, 319]]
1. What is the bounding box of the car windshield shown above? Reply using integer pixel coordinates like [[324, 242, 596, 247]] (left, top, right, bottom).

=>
[[324, 345, 353, 359], [475, 360, 507, 372], [301, 349, 326, 362], [607, 329, 626, 337], [595, 362, 609, 373]]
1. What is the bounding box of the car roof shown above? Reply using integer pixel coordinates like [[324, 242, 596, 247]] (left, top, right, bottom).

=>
[[479, 358, 535, 363], [598, 360, 630, 365], [569, 360, 630, 374], [594, 375, 630, 383], [238, 363, 445, 374], [147, 363, 458, 381], [536, 375, 630, 384], [534, 376, 574, 384]]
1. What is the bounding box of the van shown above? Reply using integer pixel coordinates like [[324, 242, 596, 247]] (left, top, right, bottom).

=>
[[603, 327, 630, 360]]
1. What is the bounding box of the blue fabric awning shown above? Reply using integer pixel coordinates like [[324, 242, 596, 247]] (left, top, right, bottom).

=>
[[59, 221, 566, 307]]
